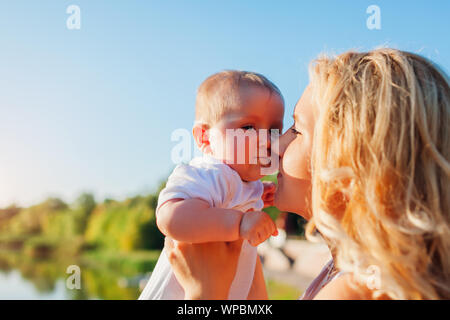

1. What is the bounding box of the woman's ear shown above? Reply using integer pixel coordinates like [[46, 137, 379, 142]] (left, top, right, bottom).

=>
[[192, 123, 212, 154]]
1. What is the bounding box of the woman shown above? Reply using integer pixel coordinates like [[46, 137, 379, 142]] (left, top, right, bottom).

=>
[[164, 48, 450, 300]]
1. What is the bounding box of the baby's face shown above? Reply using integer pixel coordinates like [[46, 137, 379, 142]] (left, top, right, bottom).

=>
[[209, 87, 284, 181]]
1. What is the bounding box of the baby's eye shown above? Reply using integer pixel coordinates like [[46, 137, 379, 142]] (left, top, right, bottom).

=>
[[241, 125, 255, 131]]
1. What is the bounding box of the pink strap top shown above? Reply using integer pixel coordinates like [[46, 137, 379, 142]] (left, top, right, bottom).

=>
[[299, 259, 343, 300]]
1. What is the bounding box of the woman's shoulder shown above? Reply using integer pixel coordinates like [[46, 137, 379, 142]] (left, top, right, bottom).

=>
[[313, 273, 388, 300]]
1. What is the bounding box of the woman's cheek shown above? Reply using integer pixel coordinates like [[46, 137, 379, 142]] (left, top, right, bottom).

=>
[[283, 139, 309, 180], [275, 137, 313, 216]]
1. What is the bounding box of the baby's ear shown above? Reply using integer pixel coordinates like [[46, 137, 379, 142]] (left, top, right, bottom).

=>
[[192, 123, 211, 153]]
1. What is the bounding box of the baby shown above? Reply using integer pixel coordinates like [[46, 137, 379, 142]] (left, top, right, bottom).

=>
[[139, 70, 285, 300]]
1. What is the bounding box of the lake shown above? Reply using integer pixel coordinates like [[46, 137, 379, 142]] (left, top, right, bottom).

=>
[[0, 249, 301, 300], [0, 249, 149, 300]]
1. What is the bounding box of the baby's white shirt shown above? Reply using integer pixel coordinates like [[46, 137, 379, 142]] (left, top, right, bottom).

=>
[[157, 155, 264, 214], [139, 155, 264, 300]]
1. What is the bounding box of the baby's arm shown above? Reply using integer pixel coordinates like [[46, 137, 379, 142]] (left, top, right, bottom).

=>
[[156, 198, 244, 243]]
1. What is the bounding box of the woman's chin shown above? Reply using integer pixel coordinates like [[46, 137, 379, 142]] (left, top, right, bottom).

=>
[[273, 193, 287, 212], [274, 191, 311, 220]]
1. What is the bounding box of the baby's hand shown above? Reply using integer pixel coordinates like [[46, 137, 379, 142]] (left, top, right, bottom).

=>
[[239, 210, 278, 247], [262, 181, 276, 208]]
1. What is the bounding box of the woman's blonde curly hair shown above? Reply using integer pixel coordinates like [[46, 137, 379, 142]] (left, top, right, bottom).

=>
[[306, 48, 450, 299]]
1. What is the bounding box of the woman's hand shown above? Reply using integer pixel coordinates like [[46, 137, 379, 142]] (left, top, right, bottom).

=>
[[165, 237, 244, 300]]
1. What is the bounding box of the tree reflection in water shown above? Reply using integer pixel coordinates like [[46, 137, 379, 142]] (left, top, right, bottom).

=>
[[0, 250, 156, 300]]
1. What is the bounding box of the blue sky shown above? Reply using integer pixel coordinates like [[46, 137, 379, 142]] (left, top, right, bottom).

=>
[[0, 0, 449, 207]]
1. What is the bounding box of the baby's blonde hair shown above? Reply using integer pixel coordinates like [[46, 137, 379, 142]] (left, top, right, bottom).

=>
[[306, 48, 450, 299], [195, 70, 283, 126]]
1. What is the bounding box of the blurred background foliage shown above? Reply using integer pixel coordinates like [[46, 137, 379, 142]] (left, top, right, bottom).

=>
[[0, 187, 165, 255]]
